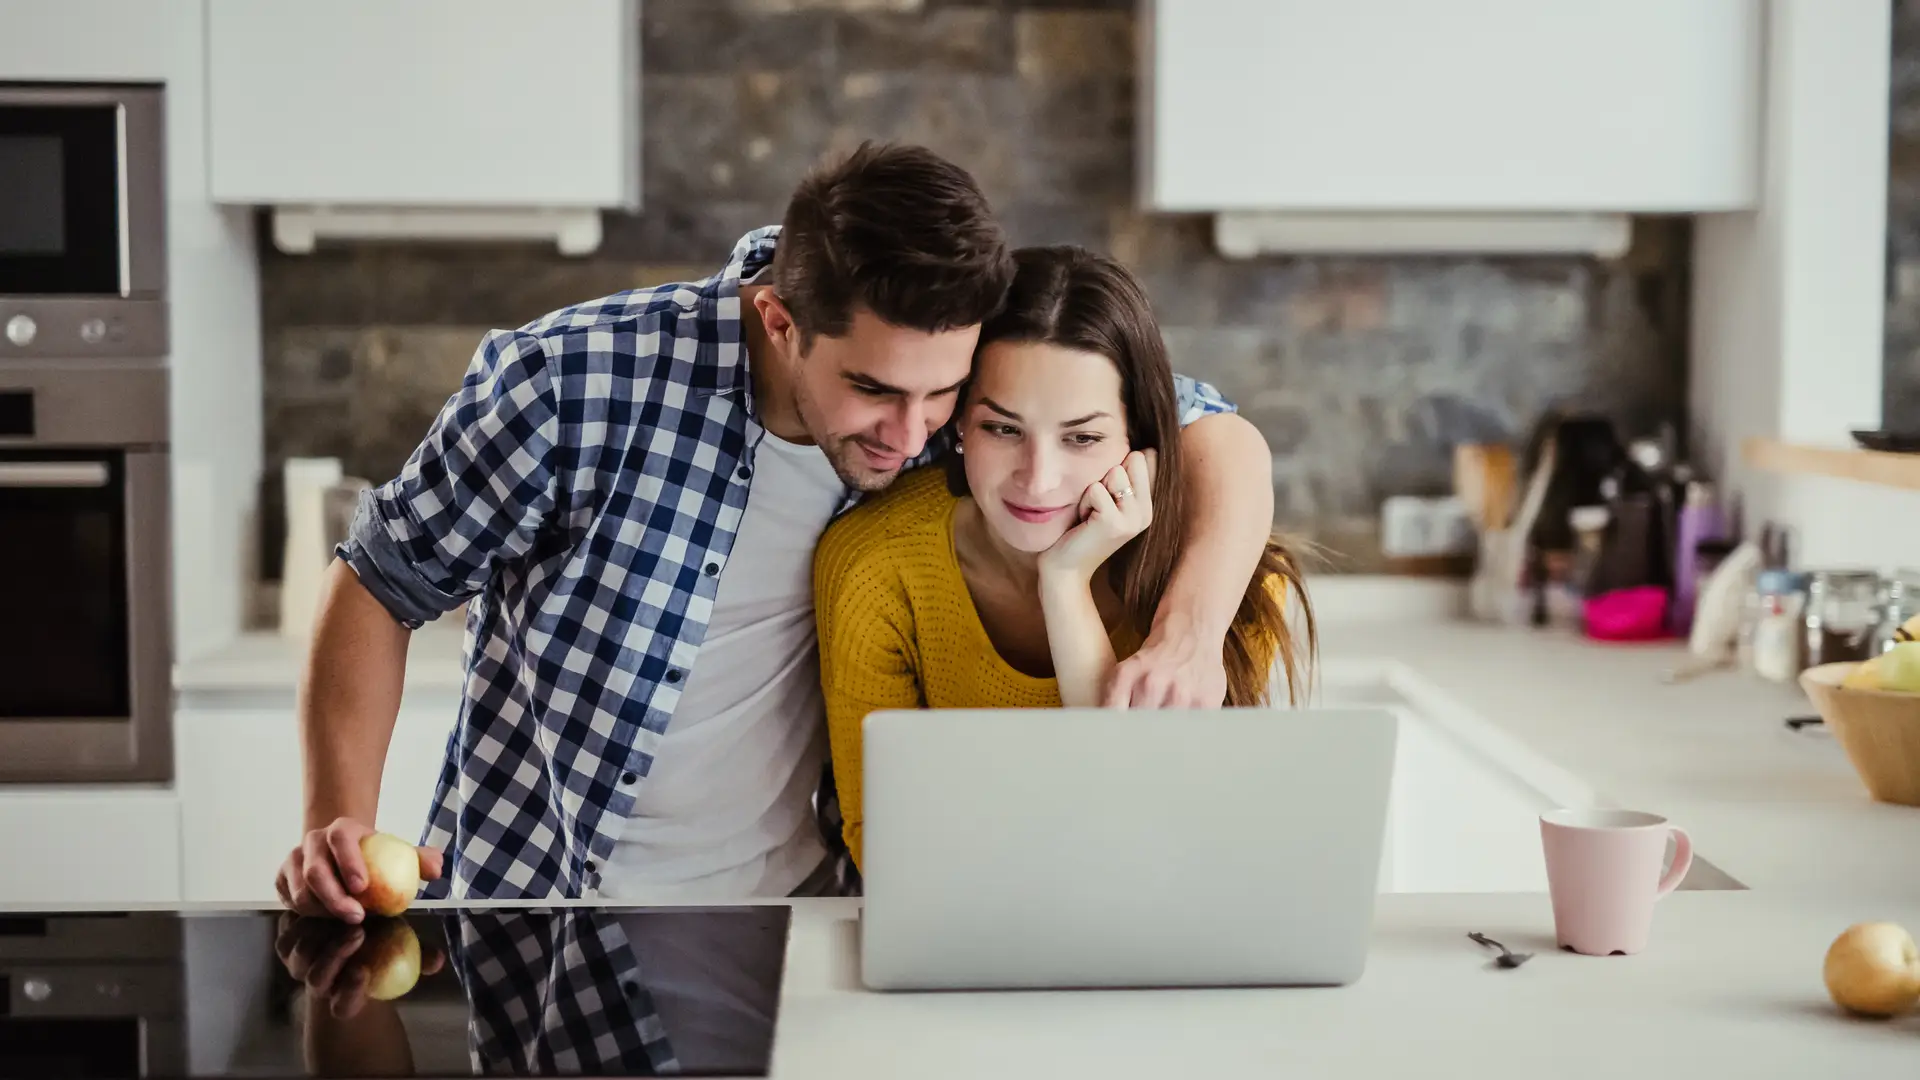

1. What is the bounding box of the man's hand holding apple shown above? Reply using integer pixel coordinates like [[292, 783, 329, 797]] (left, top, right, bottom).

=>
[[276, 819, 443, 923]]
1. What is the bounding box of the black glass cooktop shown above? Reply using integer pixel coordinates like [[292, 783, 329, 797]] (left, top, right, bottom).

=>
[[0, 906, 792, 1079]]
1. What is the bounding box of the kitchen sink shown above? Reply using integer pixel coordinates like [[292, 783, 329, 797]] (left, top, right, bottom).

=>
[[1315, 664, 1745, 894]]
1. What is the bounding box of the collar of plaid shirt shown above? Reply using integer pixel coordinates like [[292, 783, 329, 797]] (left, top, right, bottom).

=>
[[337, 227, 1231, 903]]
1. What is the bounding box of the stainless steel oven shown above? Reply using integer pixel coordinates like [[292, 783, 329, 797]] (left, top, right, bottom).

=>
[[0, 82, 171, 783], [0, 367, 171, 782], [0, 82, 166, 358], [0, 913, 186, 1078]]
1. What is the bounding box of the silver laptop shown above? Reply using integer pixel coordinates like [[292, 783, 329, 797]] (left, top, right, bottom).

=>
[[857, 706, 1398, 992]]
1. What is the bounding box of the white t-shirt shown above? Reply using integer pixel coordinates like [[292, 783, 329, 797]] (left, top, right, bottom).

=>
[[600, 431, 846, 902]]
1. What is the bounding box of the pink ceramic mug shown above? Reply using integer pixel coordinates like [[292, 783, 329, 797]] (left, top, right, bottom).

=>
[[1539, 808, 1693, 956]]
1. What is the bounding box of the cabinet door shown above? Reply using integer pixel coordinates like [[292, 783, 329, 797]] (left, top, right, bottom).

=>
[[177, 703, 456, 904], [378, 705, 455, 847], [0, 788, 181, 904], [176, 707, 302, 903], [1145, 0, 1761, 212], [0, 0, 184, 81], [206, 0, 638, 207]]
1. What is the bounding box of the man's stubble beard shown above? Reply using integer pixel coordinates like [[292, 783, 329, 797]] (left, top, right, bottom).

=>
[[823, 436, 901, 493], [791, 381, 904, 493]]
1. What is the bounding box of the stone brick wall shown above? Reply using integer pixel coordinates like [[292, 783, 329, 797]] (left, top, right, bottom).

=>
[[257, 0, 1691, 578]]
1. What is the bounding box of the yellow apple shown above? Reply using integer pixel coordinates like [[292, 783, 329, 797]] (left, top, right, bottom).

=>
[[358, 918, 423, 1002], [1843, 655, 1886, 691], [1877, 642, 1920, 694], [353, 832, 422, 918], [1823, 922, 1920, 1017]]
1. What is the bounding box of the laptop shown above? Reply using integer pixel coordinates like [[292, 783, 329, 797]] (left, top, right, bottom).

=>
[[857, 706, 1398, 992]]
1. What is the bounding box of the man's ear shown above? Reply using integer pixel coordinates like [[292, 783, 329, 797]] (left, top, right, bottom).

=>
[[753, 291, 801, 351]]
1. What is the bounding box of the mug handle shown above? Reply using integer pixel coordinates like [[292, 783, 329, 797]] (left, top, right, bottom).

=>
[[1654, 825, 1693, 898]]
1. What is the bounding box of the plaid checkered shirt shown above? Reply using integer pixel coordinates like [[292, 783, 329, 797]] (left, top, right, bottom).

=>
[[440, 910, 681, 1074], [429, 906, 790, 1074], [337, 227, 1235, 902]]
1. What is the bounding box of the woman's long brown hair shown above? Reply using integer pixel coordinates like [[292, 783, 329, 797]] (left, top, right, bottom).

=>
[[945, 246, 1318, 706]]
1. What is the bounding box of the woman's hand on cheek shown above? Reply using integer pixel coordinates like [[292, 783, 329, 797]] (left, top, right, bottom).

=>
[[1036, 450, 1155, 581]]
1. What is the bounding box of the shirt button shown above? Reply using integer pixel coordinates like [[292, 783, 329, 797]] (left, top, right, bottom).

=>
[[621, 771, 638, 785], [736, 466, 752, 481], [584, 860, 598, 874], [704, 562, 719, 576], [623, 981, 640, 998], [665, 669, 682, 684]]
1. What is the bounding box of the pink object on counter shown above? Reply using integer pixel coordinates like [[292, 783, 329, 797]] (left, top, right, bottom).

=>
[[1584, 586, 1670, 641], [1540, 808, 1693, 956]]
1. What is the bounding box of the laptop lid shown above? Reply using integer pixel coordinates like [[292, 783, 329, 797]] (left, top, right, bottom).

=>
[[858, 706, 1398, 991]]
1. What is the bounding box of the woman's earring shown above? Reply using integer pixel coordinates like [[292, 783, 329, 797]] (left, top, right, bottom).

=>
[[955, 440, 964, 454]]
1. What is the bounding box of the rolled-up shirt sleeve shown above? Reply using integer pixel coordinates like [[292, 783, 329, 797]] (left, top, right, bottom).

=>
[[336, 329, 562, 629], [1172, 372, 1236, 426]]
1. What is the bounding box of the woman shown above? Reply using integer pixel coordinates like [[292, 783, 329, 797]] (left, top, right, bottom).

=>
[[813, 246, 1317, 869]]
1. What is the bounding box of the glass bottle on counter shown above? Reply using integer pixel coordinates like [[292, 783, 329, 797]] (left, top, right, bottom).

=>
[[1869, 569, 1920, 655], [1803, 570, 1882, 667], [1744, 569, 1807, 682]]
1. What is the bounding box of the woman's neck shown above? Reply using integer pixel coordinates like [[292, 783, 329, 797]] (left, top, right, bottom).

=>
[[953, 497, 1042, 595]]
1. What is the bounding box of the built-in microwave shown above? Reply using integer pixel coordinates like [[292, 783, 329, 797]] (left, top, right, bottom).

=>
[[0, 83, 166, 360]]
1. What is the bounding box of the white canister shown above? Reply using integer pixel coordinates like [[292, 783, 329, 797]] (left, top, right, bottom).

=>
[[279, 457, 345, 639]]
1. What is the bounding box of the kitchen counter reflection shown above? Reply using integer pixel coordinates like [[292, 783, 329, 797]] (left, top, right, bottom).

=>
[[0, 906, 791, 1078]]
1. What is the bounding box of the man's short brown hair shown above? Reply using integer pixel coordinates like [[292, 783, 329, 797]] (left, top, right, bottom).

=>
[[771, 141, 1014, 347]]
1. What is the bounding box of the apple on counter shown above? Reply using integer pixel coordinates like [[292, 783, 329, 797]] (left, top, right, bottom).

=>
[[1824, 922, 1920, 1018]]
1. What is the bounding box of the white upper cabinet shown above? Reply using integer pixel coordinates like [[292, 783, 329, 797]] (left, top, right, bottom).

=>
[[206, 0, 639, 210], [1142, 0, 1762, 213], [0, 0, 183, 81]]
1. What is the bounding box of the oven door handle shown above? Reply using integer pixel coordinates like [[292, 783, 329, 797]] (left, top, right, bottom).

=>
[[0, 462, 111, 488]]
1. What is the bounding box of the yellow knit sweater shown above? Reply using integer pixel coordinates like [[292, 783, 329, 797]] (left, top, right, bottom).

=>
[[812, 466, 1137, 869]]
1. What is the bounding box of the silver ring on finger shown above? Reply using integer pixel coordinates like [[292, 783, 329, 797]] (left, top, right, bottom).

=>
[[1111, 485, 1133, 499]]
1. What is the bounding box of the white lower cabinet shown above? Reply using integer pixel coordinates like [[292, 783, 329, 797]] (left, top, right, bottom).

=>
[[0, 787, 182, 904], [176, 700, 455, 903]]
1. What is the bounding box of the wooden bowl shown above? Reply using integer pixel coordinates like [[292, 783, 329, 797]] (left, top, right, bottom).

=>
[[1800, 662, 1920, 807]]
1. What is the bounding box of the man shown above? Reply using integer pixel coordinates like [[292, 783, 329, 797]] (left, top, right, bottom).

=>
[[276, 142, 1276, 919]]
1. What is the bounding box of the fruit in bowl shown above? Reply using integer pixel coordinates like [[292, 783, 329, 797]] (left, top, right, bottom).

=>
[[1842, 641, 1920, 692], [1882, 640, 1920, 691], [1800, 657, 1920, 807]]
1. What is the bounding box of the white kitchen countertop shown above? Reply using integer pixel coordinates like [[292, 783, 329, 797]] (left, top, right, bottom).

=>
[[767, 891, 1920, 1079], [172, 618, 470, 696], [1316, 621, 1920, 901]]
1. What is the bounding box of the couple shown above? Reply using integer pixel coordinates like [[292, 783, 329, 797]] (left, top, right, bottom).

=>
[[276, 142, 1318, 918]]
